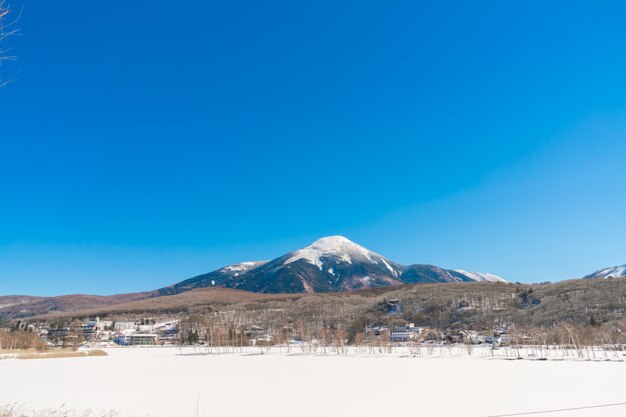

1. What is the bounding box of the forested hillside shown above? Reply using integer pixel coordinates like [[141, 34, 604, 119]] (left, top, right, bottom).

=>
[[11, 278, 624, 343]]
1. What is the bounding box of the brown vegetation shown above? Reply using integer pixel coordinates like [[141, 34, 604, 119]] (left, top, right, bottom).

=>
[[0, 329, 47, 351], [164, 279, 625, 356], [0, 292, 154, 321], [9, 279, 623, 329], [3, 278, 625, 356]]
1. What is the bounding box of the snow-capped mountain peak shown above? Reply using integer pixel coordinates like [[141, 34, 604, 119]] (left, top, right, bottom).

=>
[[584, 264, 626, 279], [165, 236, 508, 294], [301, 236, 374, 259], [454, 269, 507, 283], [284, 236, 398, 276]]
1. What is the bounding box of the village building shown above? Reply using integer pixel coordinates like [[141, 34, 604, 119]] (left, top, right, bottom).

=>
[[113, 321, 137, 332], [130, 334, 158, 346]]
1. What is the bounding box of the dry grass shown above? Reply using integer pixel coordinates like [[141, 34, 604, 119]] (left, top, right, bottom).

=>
[[16, 349, 107, 360], [0, 404, 119, 417], [0, 329, 49, 351]]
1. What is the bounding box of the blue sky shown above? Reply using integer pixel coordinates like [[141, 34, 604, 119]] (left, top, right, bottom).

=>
[[1, 1, 626, 296]]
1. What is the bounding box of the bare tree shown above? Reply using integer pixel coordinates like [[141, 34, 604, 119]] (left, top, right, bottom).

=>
[[0, 1, 18, 87]]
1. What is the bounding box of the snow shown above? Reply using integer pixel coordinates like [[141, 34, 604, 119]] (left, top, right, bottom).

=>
[[359, 276, 372, 285], [605, 266, 626, 277], [1, 347, 624, 417], [213, 238, 505, 287], [381, 258, 398, 277], [221, 261, 267, 273], [455, 269, 508, 282], [284, 236, 389, 271], [588, 265, 626, 279]]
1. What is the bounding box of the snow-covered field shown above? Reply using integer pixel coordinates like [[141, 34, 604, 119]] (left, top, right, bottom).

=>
[[1, 346, 625, 417]]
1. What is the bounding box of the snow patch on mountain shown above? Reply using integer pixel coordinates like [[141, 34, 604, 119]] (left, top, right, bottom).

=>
[[454, 270, 507, 283], [358, 276, 372, 286], [381, 258, 399, 277], [222, 261, 267, 275], [584, 265, 626, 279]]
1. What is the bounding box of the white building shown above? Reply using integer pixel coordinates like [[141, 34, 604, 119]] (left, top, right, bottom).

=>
[[391, 329, 412, 342], [113, 321, 137, 332], [130, 334, 158, 346], [94, 317, 114, 331]]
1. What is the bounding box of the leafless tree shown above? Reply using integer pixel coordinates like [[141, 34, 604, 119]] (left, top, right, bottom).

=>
[[0, 1, 18, 87]]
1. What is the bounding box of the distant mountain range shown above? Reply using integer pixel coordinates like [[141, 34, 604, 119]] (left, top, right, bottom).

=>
[[1, 236, 624, 321], [159, 236, 507, 295]]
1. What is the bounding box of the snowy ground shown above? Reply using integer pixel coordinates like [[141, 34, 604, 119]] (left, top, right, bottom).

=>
[[1, 346, 625, 417]]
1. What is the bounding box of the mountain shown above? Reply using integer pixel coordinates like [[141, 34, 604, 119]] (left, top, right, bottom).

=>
[[162, 236, 507, 294], [584, 264, 626, 279], [0, 296, 42, 311], [0, 292, 151, 320], [223, 236, 405, 293], [0, 236, 508, 320]]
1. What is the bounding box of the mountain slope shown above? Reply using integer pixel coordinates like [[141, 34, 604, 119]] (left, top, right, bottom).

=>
[[453, 269, 508, 283], [233, 237, 405, 293], [0, 292, 151, 321], [584, 264, 626, 279], [162, 236, 507, 294], [158, 261, 268, 295], [399, 265, 473, 284]]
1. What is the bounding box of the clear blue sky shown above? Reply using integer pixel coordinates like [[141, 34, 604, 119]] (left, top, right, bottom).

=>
[[1, 1, 626, 296]]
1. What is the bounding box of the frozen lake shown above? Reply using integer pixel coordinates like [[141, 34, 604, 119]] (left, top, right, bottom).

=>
[[1, 346, 624, 417]]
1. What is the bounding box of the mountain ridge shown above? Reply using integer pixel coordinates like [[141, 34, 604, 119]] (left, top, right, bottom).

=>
[[584, 264, 626, 279], [2, 237, 624, 320], [160, 236, 507, 295]]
